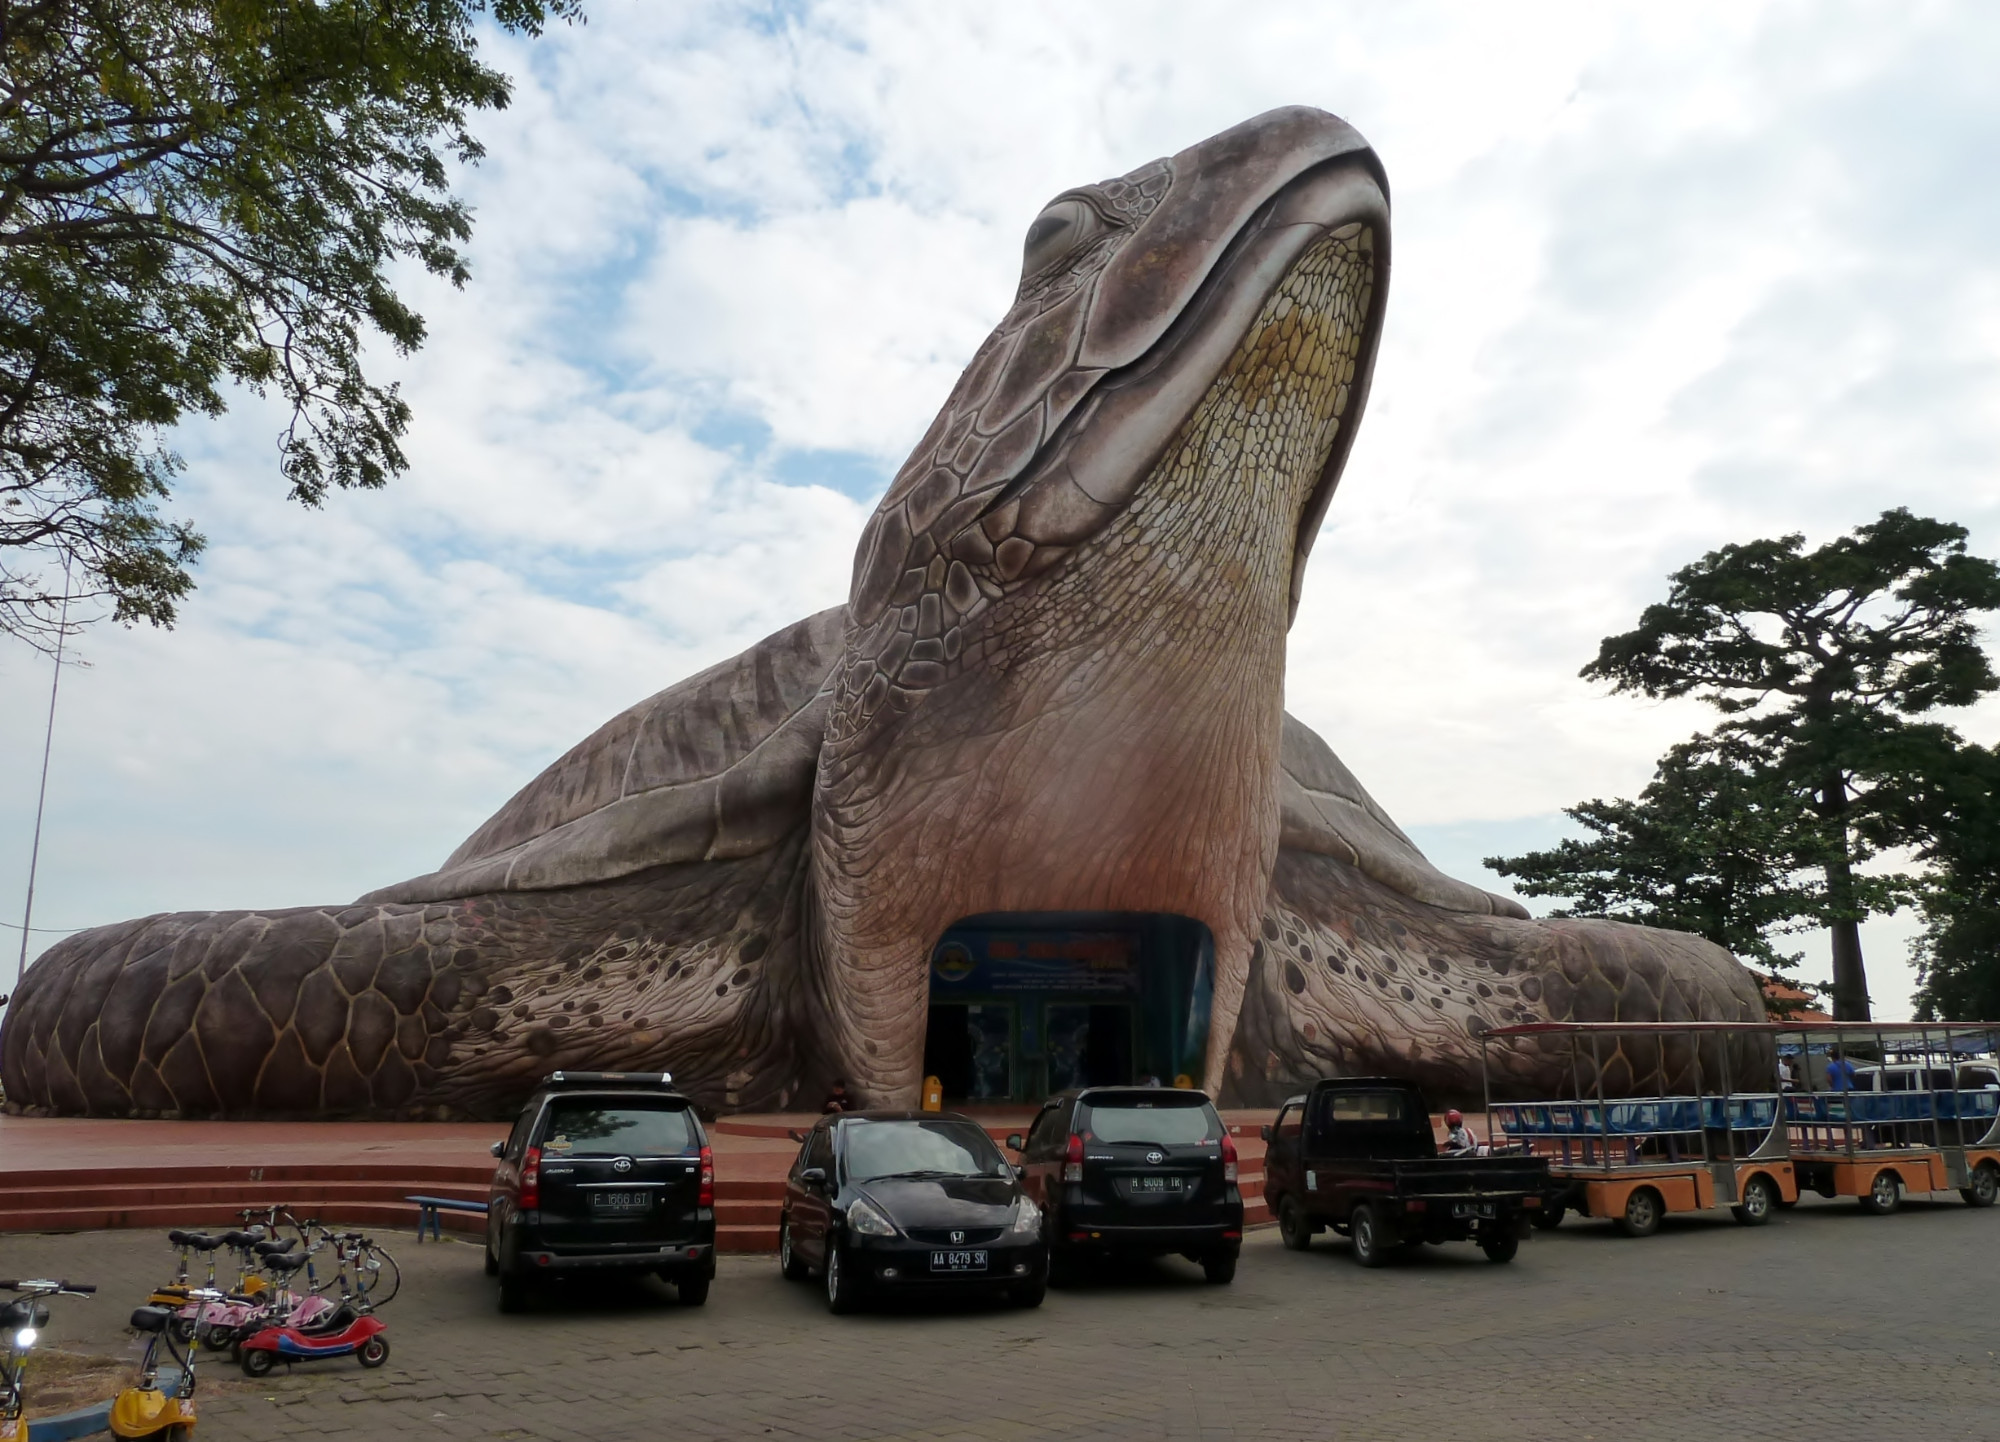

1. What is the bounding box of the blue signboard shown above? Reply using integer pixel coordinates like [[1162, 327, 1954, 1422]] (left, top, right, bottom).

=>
[[930, 931, 1141, 997]]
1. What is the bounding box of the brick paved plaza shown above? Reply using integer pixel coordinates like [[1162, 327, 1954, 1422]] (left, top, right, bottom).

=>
[[5, 1197, 1997, 1442]]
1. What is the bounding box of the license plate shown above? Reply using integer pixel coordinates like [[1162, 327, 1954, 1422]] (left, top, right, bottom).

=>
[[590, 1190, 652, 1214], [929, 1249, 988, 1272], [1452, 1202, 1496, 1219], [1133, 1176, 1186, 1192]]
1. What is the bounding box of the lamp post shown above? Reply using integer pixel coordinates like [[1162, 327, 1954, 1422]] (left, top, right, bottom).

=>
[[12, 569, 71, 1003]]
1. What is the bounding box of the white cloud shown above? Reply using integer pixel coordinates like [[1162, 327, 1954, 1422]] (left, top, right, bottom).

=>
[[8, 0, 2000, 1023]]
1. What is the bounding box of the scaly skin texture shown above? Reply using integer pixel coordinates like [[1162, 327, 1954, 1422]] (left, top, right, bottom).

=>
[[814, 228, 1376, 1099], [0, 107, 1770, 1120]]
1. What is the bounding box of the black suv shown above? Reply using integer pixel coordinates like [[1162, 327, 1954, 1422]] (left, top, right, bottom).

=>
[[1009, 1086, 1243, 1283], [486, 1071, 716, 1313]]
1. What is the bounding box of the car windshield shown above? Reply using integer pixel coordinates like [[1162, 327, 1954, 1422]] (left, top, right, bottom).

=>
[[541, 1101, 695, 1158], [842, 1120, 1006, 1182], [1081, 1096, 1220, 1146]]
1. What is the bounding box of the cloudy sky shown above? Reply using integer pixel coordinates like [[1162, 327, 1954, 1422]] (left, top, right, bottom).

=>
[[5, 0, 1999, 1021]]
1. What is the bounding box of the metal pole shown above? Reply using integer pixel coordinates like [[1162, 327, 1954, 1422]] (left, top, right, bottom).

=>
[[13, 569, 71, 999]]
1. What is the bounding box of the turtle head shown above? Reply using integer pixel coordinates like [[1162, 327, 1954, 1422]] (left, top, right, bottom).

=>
[[846, 106, 1389, 660]]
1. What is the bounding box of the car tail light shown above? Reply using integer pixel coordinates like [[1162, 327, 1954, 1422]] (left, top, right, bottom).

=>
[[1063, 1133, 1083, 1183], [520, 1146, 541, 1210], [698, 1144, 715, 1208], [1406, 1198, 1426, 1213], [1219, 1131, 1238, 1183]]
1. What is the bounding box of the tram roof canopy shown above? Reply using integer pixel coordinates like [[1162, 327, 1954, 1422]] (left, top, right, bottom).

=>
[[1480, 1020, 2000, 1042]]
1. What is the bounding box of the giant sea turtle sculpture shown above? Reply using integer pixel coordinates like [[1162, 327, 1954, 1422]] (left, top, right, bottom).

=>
[[0, 108, 1765, 1121]]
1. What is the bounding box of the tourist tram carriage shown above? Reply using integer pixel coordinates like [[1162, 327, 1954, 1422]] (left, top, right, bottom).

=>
[[1476, 1020, 2000, 1236], [1780, 1023, 2000, 1213]]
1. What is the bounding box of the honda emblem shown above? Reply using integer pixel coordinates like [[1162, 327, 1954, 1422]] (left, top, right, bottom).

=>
[[950, 1230, 965, 1244]]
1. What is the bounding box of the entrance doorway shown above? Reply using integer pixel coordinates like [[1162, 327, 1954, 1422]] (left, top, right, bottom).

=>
[[922, 1003, 1015, 1100], [922, 912, 1213, 1103], [1045, 1003, 1135, 1090]]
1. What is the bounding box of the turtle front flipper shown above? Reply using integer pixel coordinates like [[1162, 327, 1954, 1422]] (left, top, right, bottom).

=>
[[1, 836, 812, 1119], [1, 611, 845, 1120], [1229, 721, 1770, 1108]]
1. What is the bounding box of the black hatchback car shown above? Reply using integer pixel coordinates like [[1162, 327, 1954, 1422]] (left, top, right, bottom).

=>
[[486, 1071, 716, 1313], [1009, 1086, 1243, 1283], [778, 1111, 1048, 1313]]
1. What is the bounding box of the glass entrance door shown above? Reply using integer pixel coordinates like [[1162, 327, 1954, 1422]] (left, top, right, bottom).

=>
[[1045, 1003, 1135, 1091]]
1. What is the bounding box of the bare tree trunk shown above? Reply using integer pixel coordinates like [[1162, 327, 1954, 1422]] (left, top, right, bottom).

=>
[[1828, 912, 1871, 1021], [1821, 776, 1872, 1020]]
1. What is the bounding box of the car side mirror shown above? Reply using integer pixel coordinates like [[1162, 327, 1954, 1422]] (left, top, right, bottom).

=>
[[1259, 1125, 1272, 1143], [800, 1166, 827, 1188], [490, 1141, 506, 1158], [1005, 1133, 1025, 1152]]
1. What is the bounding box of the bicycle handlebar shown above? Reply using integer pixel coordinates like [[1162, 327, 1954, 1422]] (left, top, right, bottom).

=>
[[0, 1280, 95, 1295]]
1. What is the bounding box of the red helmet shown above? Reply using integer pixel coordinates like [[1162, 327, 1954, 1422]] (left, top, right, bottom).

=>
[[1445, 1109, 1464, 1125]]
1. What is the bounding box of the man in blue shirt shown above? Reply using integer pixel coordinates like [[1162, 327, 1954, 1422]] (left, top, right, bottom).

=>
[[1825, 1054, 1858, 1091]]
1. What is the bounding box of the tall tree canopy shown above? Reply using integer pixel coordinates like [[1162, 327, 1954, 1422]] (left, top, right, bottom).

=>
[[1897, 741, 2000, 1022], [1549, 510, 2000, 1019], [0, 0, 580, 648], [1486, 732, 1836, 978]]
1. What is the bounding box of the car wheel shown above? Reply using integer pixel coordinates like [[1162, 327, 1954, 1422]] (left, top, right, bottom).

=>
[[677, 1273, 711, 1307], [1277, 1196, 1312, 1252], [780, 1217, 810, 1280], [1960, 1161, 1998, 1209], [1349, 1203, 1388, 1268], [1859, 1170, 1900, 1215], [1614, 1188, 1662, 1238], [1530, 1203, 1566, 1231], [1009, 1278, 1047, 1308], [824, 1244, 863, 1315], [497, 1271, 528, 1314], [240, 1347, 275, 1379], [1479, 1233, 1520, 1264], [1201, 1251, 1238, 1285], [1732, 1174, 1778, 1227], [357, 1336, 390, 1368]]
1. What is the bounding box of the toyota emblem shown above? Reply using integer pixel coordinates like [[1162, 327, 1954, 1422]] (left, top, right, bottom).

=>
[[950, 1230, 965, 1244], [1146, 1150, 1165, 1165], [612, 1157, 633, 1173]]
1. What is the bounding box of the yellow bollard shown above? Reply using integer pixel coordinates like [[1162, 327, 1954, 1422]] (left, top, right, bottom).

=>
[[922, 1075, 943, 1111]]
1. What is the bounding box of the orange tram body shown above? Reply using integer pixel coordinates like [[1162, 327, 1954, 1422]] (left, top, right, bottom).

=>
[[1480, 1021, 2000, 1238]]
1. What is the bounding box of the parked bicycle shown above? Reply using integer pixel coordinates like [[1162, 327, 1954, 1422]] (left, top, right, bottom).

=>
[[112, 1286, 224, 1439], [1, 1277, 96, 1442]]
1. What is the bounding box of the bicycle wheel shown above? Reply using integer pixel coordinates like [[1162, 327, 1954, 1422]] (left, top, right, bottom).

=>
[[358, 1245, 401, 1307]]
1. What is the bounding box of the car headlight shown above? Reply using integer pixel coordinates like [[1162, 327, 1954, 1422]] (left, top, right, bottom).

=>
[[846, 1198, 896, 1237], [1008, 1197, 1042, 1237]]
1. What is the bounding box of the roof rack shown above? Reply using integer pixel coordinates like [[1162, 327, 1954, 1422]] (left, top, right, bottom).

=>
[[540, 1070, 675, 1089]]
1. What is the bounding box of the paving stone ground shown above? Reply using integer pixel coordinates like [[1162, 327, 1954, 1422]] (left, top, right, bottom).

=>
[[5, 1196, 1997, 1441]]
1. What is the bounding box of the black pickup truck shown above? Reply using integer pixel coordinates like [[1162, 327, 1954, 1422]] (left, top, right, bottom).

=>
[[1261, 1078, 1548, 1266]]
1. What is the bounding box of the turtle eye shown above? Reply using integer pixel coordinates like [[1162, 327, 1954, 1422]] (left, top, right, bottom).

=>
[[1021, 198, 1102, 279]]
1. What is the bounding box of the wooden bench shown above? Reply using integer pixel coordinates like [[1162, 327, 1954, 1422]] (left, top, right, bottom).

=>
[[407, 1194, 489, 1242]]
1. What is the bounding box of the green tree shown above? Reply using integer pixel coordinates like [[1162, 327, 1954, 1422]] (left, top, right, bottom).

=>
[[0, 0, 580, 648], [1486, 732, 1835, 979], [1582, 509, 2000, 1020], [1901, 741, 2000, 1022]]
